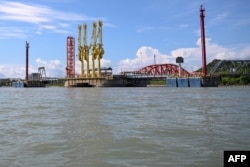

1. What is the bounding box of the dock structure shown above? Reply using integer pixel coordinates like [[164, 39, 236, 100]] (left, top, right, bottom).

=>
[[64, 74, 152, 87], [64, 77, 105, 87], [166, 76, 219, 88], [201, 76, 219, 87], [64, 61, 220, 87]]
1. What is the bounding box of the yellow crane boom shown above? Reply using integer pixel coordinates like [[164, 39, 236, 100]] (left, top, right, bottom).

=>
[[78, 24, 84, 76], [97, 20, 104, 77], [83, 24, 90, 76], [91, 22, 98, 77], [77, 21, 104, 78]]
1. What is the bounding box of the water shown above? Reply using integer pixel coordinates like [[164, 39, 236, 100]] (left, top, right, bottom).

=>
[[0, 87, 249, 167]]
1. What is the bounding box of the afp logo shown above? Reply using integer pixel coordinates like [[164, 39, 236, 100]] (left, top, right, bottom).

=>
[[224, 151, 250, 167]]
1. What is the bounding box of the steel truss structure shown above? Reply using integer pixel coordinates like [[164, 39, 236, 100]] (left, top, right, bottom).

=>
[[138, 64, 190, 76]]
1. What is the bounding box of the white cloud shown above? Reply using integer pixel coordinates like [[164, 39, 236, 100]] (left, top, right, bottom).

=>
[[0, 58, 64, 78], [35, 58, 64, 77], [0, 1, 94, 23], [0, 1, 98, 38], [0, 64, 36, 79], [118, 46, 173, 72], [0, 56, 112, 78], [118, 38, 250, 73], [0, 26, 27, 39]]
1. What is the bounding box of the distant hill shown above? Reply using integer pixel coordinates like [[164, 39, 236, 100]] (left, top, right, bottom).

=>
[[196, 59, 250, 75], [195, 59, 250, 85]]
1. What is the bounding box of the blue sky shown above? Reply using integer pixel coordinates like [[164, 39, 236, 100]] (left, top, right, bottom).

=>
[[0, 0, 250, 78]]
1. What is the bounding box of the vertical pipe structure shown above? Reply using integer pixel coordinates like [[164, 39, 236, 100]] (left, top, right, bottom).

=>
[[66, 36, 75, 78], [25, 41, 29, 81], [179, 63, 181, 77], [200, 5, 207, 76]]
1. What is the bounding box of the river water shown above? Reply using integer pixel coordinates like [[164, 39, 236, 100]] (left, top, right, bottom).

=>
[[0, 87, 249, 167]]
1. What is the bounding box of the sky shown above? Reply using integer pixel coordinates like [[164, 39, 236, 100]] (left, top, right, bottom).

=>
[[0, 0, 250, 78]]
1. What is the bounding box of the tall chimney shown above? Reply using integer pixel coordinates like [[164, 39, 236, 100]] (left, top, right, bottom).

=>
[[200, 5, 207, 76], [26, 41, 29, 81]]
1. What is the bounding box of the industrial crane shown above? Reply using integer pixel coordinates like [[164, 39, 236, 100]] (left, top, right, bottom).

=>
[[78, 25, 84, 77], [90, 21, 98, 77], [97, 20, 104, 77], [83, 24, 90, 77], [77, 21, 104, 78]]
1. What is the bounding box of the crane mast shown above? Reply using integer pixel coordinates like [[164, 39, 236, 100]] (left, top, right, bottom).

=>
[[83, 24, 90, 77], [78, 25, 84, 77], [97, 20, 104, 77], [91, 22, 98, 77], [97, 20, 103, 46]]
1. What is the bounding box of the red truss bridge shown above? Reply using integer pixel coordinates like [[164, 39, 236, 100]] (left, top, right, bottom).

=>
[[137, 64, 190, 76], [116, 63, 195, 87]]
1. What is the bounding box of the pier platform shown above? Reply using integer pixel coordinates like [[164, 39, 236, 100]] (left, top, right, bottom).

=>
[[64, 75, 152, 87], [166, 76, 219, 87]]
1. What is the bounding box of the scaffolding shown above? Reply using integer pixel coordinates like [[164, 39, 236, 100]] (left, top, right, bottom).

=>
[[66, 36, 75, 78]]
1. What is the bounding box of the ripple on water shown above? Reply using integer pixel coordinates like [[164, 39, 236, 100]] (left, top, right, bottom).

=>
[[0, 87, 249, 167]]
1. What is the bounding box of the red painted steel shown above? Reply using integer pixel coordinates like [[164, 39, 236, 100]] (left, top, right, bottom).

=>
[[138, 64, 190, 76], [66, 36, 75, 78], [25, 41, 29, 81], [200, 5, 207, 76]]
